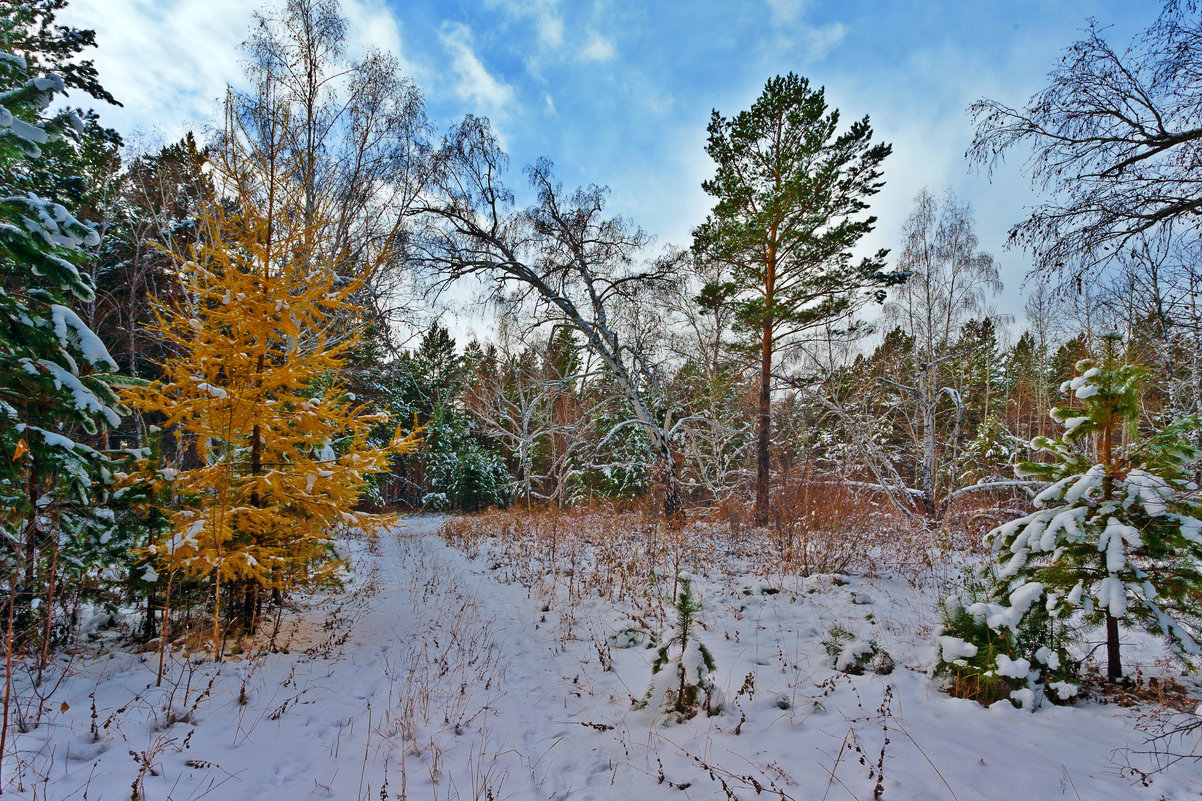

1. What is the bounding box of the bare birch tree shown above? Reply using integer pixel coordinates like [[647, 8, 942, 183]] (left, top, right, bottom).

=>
[[883, 188, 1003, 514], [238, 0, 434, 343], [969, 7, 1202, 280]]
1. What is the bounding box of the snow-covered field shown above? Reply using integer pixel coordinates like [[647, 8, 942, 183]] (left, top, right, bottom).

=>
[[4, 515, 1201, 800]]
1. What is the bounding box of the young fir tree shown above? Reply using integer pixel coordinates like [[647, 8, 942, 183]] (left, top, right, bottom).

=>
[[959, 414, 1015, 486], [0, 24, 125, 646], [692, 73, 896, 525], [642, 572, 720, 719], [122, 154, 420, 658], [970, 333, 1202, 684]]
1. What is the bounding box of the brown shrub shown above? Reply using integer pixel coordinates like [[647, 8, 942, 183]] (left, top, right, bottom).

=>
[[769, 478, 880, 577], [712, 496, 752, 538]]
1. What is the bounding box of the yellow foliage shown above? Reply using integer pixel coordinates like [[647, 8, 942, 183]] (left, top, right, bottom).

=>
[[121, 140, 420, 638]]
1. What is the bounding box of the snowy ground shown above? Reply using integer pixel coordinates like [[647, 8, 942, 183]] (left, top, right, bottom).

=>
[[4, 515, 1201, 800]]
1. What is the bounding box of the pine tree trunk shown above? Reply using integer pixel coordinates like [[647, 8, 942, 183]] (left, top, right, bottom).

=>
[[241, 583, 259, 636], [0, 569, 15, 789], [14, 452, 40, 649], [241, 350, 266, 637], [157, 573, 172, 687], [1100, 369, 1121, 683], [754, 334, 772, 526], [212, 574, 222, 661], [37, 540, 60, 686], [143, 508, 159, 642], [754, 248, 777, 527], [142, 573, 157, 642]]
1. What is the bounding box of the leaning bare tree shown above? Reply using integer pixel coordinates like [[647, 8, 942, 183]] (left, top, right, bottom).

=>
[[413, 116, 689, 522], [969, 6, 1202, 280]]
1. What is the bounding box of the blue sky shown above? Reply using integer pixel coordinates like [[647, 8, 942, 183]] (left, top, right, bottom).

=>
[[64, 0, 1157, 329]]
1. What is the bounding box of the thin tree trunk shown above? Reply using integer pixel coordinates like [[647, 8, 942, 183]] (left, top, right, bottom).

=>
[[1105, 613, 1122, 682], [1100, 389, 1122, 682], [212, 568, 223, 662], [1191, 276, 1202, 484], [142, 503, 160, 642], [157, 572, 173, 687], [241, 350, 266, 636], [755, 327, 772, 526], [14, 452, 40, 649], [0, 567, 15, 791], [917, 366, 935, 516], [36, 540, 59, 685], [241, 583, 258, 636], [142, 576, 157, 643]]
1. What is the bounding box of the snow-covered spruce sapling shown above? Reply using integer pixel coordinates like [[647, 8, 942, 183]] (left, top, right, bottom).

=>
[[641, 572, 721, 719], [823, 622, 894, 675], [935, 567, 1076, 708], [956, 334, 1202, 687]]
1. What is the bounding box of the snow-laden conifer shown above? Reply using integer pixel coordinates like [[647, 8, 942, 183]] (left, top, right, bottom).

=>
[[939, 333, 1202, 698], [641, 572, 721, 720], [0, 37, 125, 644]]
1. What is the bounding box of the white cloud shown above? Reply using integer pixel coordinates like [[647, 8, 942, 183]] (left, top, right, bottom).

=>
[[56, 0, 418, 146], [484, 0, 565, 49], [579, 32, 616, 63], [538, 13, 566, 49], [764, 0, 846, 60], [802, 22, 847, 58], [342, 0, 421, 82], [813, 37, 1056, 324], [440, 23, 516, 118], [766, 0, 807, 25], [58, 0, 247, 143]]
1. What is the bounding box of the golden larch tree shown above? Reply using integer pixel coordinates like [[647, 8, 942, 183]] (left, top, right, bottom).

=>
[[122, 141, 419, 659]]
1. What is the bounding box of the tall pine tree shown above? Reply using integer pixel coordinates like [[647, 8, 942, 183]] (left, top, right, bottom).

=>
[[693, 73, 895, 524]]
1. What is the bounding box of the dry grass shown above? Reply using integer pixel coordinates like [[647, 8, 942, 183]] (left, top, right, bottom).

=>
[[940, 665, 1014, 707], [440, 506, 687, 625], [768, 479, 880, 577], [440, 487, 952, 606]]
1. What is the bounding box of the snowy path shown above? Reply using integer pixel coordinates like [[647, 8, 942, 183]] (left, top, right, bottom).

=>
[[8, 516, 1202, 800], [10, 517, 657, 800]]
